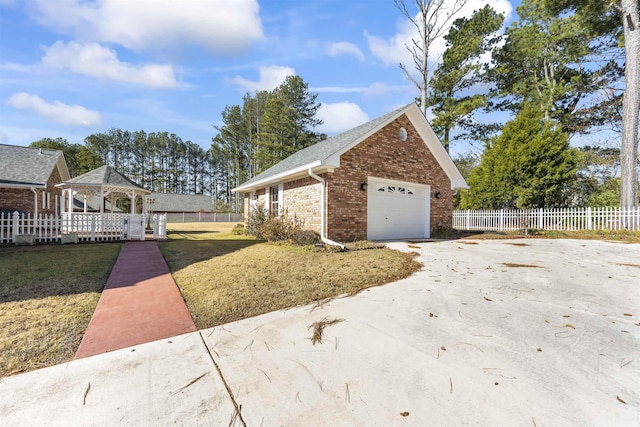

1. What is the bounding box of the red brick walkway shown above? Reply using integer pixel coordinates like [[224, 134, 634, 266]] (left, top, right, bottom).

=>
[[75, 241, 196, 359]]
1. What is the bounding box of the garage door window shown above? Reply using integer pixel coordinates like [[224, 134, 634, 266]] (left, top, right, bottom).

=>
[[376, 184, 415, 195]]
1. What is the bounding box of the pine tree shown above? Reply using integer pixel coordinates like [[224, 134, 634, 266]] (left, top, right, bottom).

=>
[[462, 107, 577, 209]]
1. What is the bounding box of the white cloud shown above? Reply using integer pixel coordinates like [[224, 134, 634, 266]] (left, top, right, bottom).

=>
[[312, 82, 409, 96], [28, 0, 263, 53], [316, 102, 369, 135], [326, 42, 365, 62], [6, 92, 102, 126], [230, 65, 295, 92], [367, 0, 512, 68], [42, 41, 180, 88]]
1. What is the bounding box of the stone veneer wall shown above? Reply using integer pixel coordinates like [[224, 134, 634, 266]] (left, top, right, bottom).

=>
[[283, 177, 321, 232]]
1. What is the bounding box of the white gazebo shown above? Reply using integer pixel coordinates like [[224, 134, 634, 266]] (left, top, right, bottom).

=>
[[55, 166, 151, 240]]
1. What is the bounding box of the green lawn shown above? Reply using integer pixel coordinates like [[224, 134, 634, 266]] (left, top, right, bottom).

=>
[[159, 223, 423, 329], [0, 242, 121, 377]]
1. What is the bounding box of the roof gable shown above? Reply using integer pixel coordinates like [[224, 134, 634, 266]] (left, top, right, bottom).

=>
[[0, 144, 68, 188], [233, 103, 468, 192], [62, 165, 148, 192]]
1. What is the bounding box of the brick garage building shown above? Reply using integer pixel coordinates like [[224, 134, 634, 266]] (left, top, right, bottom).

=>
[[233, 103, 468, 242], [0, 144, 70, 216]]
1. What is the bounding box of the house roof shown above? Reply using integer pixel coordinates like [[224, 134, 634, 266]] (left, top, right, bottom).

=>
[[0, 144, 70, 188], [148, 192, 214, 213], [57, 165, 150, 194], [233, 102, 468, 192]]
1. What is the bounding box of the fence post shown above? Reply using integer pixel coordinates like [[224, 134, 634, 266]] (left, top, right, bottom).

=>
[[537, 208, 542, 229], [499, 209, 504, 231], [12, 211, 19, 244], [466, 210, 470, 230]]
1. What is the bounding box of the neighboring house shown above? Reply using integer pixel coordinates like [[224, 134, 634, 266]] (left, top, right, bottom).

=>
[[147, 192, 214, 214], [0, 144, 70, 216], [233, 102, 468, 241]]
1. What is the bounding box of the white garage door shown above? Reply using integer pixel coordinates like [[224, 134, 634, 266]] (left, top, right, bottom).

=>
[[367, 179, 430, 240]]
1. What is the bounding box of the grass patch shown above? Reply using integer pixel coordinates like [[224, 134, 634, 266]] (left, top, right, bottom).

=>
[[159, 223, 422, 329], [0, 242, 121, 377]]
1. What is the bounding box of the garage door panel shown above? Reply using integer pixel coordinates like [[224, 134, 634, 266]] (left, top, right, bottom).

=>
[[367, 180, 429, 240]]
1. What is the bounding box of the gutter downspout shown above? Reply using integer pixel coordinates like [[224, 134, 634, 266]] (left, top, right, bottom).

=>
[[308, 169, 345, 250], [31, 188, 38, 219]]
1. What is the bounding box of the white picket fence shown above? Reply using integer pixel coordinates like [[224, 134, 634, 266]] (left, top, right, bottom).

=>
[[453, 207, 640, 232], [164, 212, 244, 223], [0, 212, 167, 245]]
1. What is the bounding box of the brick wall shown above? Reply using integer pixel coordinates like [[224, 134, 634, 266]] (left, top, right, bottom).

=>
[[326, 114, 453, 241], [283, 177, 321, 232], [239, 114, 455, 242], [0, 166, 64, 215]]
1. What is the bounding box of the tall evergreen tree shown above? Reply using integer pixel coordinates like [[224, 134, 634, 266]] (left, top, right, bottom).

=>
[[490, 0, 623, 135], [428, 5, 504, 151], [462, 107, 577, 209]]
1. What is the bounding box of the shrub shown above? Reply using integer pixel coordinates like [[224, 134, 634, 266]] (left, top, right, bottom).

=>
[[246, 204, 269, 237], [290, 229, 321, 246], [245, 204, 319, 245], [231, 223, 245, 235]]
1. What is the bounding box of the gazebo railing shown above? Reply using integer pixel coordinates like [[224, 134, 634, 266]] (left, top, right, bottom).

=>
[[0, 212, 167, 244]]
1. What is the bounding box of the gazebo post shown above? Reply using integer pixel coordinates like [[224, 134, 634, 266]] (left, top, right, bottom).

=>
[[83, 194, 88, 213], [130, 191, 136, 214], [99, 188, 105, 214]]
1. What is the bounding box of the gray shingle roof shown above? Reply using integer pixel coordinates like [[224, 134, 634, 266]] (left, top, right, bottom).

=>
[[0, 144, 64, 187], [65, 165, 147, 191], [239, 103, 412, 188], [148, 192, 214, 213]]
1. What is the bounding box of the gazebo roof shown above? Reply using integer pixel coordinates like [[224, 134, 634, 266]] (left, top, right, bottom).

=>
[[57, 165, 150, 195]]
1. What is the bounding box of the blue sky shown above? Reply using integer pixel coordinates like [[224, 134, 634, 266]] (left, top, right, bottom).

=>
[[0, 0, 518, 157]]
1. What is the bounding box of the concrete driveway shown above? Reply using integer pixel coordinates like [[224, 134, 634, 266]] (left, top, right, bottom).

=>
[[1, 239, 639, 426]]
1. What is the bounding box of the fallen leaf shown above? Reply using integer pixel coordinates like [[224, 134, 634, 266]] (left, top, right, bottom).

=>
[[565, 324, 575, 329], [623, 313, 633, 317], [562, 315, 570, 318], [441, 346, 447, 351], [429, 312, 434, 317], [400, 412, 410, 417], [484, 296, 493, 302], [616, 396, 626, 404], [537, 348, 542, 352]]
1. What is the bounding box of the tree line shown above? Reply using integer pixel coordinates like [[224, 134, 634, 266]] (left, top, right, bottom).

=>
[[30, 75, 324, 213], [31, 1, 638, 213]]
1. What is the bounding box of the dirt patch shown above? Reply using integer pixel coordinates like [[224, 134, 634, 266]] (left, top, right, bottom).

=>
[[501, 262, 542, 268], [615, 263, 640, 268]]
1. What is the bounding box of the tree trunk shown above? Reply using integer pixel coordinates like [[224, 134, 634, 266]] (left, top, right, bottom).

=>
[[620, 0, 640, 208]]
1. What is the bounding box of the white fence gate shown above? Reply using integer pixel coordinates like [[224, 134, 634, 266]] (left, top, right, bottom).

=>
[[453, 207, 640, 232], [0, 212, 167, 244]]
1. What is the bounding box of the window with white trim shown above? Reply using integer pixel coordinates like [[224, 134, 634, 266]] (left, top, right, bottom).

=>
[[270, 186, 280, 215], [376, 184, 416, 195]]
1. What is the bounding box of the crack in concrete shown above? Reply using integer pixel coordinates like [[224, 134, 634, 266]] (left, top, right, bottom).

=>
[[198, 332, 246, 427]]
